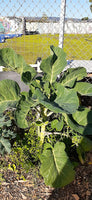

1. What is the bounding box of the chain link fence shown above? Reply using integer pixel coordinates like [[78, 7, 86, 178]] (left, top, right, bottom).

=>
[[0, 0, 61, 64], [62, 0, 92, 74], [0, 0, 92, 73]]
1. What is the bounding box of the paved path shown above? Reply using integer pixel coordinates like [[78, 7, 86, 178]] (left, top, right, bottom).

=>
[[0, 60, 92, 92], [0, 60, 92, 74], [0, 71, 29, 92], [65, 60, 92, 73], [30, 60, 92, 73]]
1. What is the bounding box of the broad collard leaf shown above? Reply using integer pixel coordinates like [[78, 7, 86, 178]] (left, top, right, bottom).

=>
[[63, 113, 85, 134], [61, 67, 87, 87], [15, 95, 38, 129], [83, 124, 92, 135], [32, 89, 73, 114], [40, 142, 75, 188], [51, 118, 64, 131], [0, 48, 18, 70], [78, 136, 92, 152], [21, 64, 36, 83], [74, 82, 92, 96], [73, 107, 92, 126], [40, 46, 67, 84], [76, 136, 92, 164], [0, 137, 11, 154], [63, 113, 92, 135], [0, 79, 20, 115], [43, 82, 50, 97], [55, 84, 79, 114], [0, 48, 36, 81], [13, 53, 36, 80]]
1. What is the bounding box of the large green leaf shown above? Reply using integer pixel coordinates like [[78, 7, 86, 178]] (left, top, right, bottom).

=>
[[63, 113, 85, 134], [0, 48, 18, 70], [43, 82, 50, 97], [51, 118, 64, 131], [0, 79, 20, 115], [21, 64, 36, 83], [61, 67, 87, 87], [76, 136, 92, 164], [83, 124, 92, 135], [32, 88, 75, 114], [15, 95, 38, 129], [15, 88, 67, 129], [55, 84, 79, 114], [0, 48, 36, 81], [78, 136, 92, 152], [63, 113, 92, 135], [74, 82, 92, 96], [40, 142, 75, 188], [72, 108, 92, 135], [0, 137, 11, 154], [73, 107, 92, 126], [40, 46, 67, 84]]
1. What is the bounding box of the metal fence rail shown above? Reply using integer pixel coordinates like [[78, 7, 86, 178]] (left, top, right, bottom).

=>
[[0, 0, 92, 72]]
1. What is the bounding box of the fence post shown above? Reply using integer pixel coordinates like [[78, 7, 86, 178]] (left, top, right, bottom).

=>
[[59, 0, 66, 48], [22, 17, 26, 35]]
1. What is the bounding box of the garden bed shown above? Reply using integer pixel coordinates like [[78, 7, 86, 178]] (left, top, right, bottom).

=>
[[0, 151, 92, 200]]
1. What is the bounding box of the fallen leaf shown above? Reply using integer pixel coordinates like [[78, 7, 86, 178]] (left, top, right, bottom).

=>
[[88, 162, 92, 165], [21, 193, 27, 200], [72, 194, 80, 200]]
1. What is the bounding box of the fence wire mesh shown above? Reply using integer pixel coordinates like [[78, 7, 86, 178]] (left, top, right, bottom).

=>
[[0, 0, 92, 73], [0, 0, 61, 64], [63, 0, 92, 71]]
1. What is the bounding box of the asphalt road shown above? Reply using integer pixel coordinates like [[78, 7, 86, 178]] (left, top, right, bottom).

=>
[[0, 71, 29, 92]]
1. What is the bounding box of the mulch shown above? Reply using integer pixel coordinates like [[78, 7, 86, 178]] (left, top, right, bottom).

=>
[[0, 152, 92, 200]]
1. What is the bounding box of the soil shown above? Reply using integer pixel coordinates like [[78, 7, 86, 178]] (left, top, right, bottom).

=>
[[0, 152, 92, 200]]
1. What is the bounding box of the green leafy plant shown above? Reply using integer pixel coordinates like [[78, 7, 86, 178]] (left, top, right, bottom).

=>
[[0, 114, 16, 154], [0, 46, 92, 188], [9, 124, 42, 172]]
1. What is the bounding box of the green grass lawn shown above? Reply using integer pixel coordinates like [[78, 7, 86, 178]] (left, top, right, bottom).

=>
[[0, 33, 92, 64], [63, 34, 92, 61]]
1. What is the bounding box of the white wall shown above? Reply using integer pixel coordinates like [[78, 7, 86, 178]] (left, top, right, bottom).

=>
[[65, 21, 92, 34], [26, 21, 92, 34], [1, 17, 92, 34]]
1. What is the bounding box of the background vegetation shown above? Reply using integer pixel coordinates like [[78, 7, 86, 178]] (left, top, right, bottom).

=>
[[0, 33, 92, 64]]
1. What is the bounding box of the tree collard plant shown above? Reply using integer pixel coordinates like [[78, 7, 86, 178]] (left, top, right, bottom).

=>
[[0, 46, 92, 188]]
